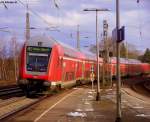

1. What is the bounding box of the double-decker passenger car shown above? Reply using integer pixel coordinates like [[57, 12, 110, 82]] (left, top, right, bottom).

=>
[[18, 35, 150, 96], [18, 36, 97, 95]]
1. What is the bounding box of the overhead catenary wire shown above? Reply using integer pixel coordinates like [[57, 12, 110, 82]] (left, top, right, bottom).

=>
[[14, 0, 96, 46], [16, 0, 78, 40], [17, 0, 57, 28], [20, 0, 68, 36]]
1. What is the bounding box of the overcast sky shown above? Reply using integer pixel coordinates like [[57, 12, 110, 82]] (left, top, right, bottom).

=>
[[0, 0, 150, 52]]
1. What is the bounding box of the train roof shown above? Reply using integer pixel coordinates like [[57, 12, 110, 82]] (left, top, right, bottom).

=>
[[27, 36, 145, 64], [27, 35, 85, 59], [58, 41, 85, 59], [27, 35, 57, 47], [80, 49, 97, 61], [111, 57, 142, 64]]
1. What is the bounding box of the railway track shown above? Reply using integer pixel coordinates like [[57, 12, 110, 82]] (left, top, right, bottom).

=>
[[0, 94, 48, 121], [143, 81, 150, 92], [133, 80, 150, 97], [0, 85, 67, 121], [0, 77, 148, 121], [123, 76, 150, 97], [0, 86, 23, 97], [0, 85, 90, 121], [0, 85, 49, 121]]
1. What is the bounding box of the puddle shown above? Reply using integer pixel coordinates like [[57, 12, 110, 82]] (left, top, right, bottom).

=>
[[122, 105, 126, 108], [75, 109, 83, 112], [88, 91, 93, 94], [84, 101, 90, 105], [67, 112, 87, 117], [136, 114, 150, 117], [133, 106, 144, 109], [88, 95, 94, 98], [122, 100, 128, 103], [105, 89, 113, 92], [95, 115, 105, 118], [85, 108, 94, 112], [73, 88, 80, 90]]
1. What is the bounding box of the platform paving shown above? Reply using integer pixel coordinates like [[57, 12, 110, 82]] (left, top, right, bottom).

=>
[[2, 86, 150, 122], [33, 87, 150, 122]]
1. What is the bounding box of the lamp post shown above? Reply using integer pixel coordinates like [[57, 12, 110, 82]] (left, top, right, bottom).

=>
[[83, 8, 109, 101], [116, 0, 122, 122]]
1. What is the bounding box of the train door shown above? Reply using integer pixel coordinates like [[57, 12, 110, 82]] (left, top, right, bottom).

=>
[[74, 61, 78, 80], [61, 60, 66, 82], [82, 61, 85, 79]]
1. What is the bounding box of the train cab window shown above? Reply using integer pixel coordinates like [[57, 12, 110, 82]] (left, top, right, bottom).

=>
[[26, 46, 52, 72]]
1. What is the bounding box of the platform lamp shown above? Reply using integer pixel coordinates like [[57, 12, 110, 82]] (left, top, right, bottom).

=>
[[83, 8, 110, 101]]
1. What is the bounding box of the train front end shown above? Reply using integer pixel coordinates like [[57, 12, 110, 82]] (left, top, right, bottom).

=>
[[19, 36, 56, 96]]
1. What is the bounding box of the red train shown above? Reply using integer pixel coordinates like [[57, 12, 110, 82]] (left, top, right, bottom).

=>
[[18, 35, 150, 95]]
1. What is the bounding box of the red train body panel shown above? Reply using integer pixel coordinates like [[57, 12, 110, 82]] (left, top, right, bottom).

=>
[[18, 35, 150, 93]]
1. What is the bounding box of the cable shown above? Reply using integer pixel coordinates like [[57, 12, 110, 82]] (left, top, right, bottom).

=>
[[17, 0, 56, 27], [137, 0, 143, 42], [17, 0, 74, 39]]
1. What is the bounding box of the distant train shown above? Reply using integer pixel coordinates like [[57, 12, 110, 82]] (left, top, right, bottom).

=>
[[18, 35, 150, 96]]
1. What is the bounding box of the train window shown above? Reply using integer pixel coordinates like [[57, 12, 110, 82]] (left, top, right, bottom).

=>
[[65, 72, 75, 81], [38, 42, 42, 46], [26, 46, 51, 72]]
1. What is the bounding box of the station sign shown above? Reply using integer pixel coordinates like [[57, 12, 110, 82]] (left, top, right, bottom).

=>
[[112, 26, 125, 43]]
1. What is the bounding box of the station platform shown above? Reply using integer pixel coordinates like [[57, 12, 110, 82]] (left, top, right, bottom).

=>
[[4, 85, 150, 122], [33, 86, 150, 122]]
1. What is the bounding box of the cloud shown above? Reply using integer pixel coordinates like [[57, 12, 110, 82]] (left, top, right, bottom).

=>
[[39, 11, 94, 27], [0, 0, 149, 51], [80, 3, 99, 9]]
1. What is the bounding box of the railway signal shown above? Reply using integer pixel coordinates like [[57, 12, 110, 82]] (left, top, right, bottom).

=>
[[90, 72, 95, 90]]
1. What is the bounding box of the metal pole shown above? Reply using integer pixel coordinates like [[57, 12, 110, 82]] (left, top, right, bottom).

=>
[[77, 25, 80, 50], [26, 4, 30, 42], [92, 80, 94, 90], [103, 20, 109, 86], [110, 58, 112, 87], [83, 8, 109, 101], [126, 42, 129, 76], [116, 0, 122, 122], [96, 10, 100, 101]]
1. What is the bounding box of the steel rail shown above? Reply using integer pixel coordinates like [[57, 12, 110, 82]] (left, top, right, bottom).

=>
[[0, 95, 47, 121], [0, 86, 22, 97]]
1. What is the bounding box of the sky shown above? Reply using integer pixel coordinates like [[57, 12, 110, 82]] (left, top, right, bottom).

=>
[[0, 0, 150, 53]]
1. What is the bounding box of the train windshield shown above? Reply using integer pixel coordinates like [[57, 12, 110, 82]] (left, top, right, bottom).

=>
[[26, 46, 52, 72]]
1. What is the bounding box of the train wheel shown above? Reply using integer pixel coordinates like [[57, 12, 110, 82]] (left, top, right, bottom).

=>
[[76, 80, 81, 86], [54, 84, 61, 92], [25, 84, 31, 97]]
